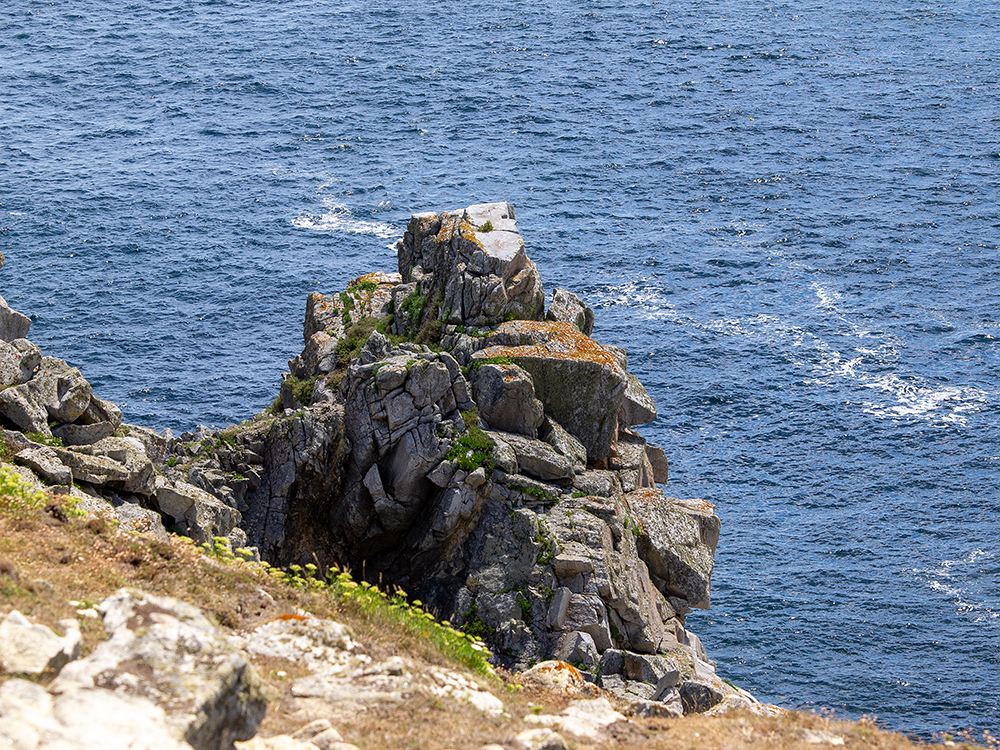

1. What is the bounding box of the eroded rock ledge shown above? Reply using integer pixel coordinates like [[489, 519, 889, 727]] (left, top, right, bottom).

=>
[[0, 202, 754, 717]]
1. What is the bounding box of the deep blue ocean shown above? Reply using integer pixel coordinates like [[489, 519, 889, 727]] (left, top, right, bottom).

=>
[[2, 0, 998, 738]]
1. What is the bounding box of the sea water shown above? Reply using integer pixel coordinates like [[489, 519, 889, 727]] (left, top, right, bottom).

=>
[[2, 0, 998, 737]]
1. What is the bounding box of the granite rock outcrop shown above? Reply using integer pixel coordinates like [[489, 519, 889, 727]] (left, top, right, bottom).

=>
[[0, 202, 754, 720], [158, 203, 744, 714]]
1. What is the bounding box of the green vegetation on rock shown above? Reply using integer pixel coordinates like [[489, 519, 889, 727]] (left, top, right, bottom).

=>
[[446, 409, 494, 474]]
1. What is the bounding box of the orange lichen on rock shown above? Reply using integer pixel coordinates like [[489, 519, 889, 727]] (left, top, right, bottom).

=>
[[272, 613, 309, 622], [473, 320, 622, 370], [628, 487, 716, 517]]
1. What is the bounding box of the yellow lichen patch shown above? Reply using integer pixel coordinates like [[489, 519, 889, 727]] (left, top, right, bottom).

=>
[[670, 496, 717, 516], [628, 487, 667, 506], [459, 219, 485, 249], [308, 292, 334, 313], [351, 271, 397, 287], [475, 320, 622, 370]]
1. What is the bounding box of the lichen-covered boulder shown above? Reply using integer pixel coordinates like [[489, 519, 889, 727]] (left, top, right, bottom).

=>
[[0, 610, 81, 675], [396, 203, 545, 328], [50, 589, 266, 750], [0, 338, 40, 387], [0, 295, 31, 342], [474, 321, 627, 463], [27, 356, 94, 424], [630, 489, 720, 610], [546, 287, 595, 337], [472, 362, 544, 437], [155, 480, 242, 544]]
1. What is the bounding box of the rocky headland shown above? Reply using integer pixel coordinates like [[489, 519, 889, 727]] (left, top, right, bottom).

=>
[[0, 204, 789, 749]]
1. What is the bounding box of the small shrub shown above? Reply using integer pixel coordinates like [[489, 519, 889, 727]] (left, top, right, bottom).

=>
[[335, 317, 382, 367], [399, 291, 427, 330], [479, 220, 494, 233], [285, 375, 318, 405], [535, 520, 558, 564]]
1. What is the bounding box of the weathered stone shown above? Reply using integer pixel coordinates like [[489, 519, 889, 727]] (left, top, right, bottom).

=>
[[122, 423, 172, 464], [622, 652, 680, 693], [290, 719, 337, 742], [489, 431, 575, 481], [0, 296, 31, 342], [78, 396, 123, 429], [156, 480, 241, 544], [472, 362, 544, 438], [645, 444, 669, 484], [550, 554, 593, 579], [405, 359, 452, 409], [563, 593, 613, 651], [632, 696, 683, 719], [52, 420, 116, 446], [14, 446, 73, 486], [523, 698, 627, 741], [0, 338, 40, 387], [539, 416, 587, 472], [0, 610, 81, 675], [678, 678, 725, 714], [546, 287, 594, 336], [0, 383, 50, 435], [397, 203, 545, 328], [517, 661, 598, 698], [619, 371, 657, 427], [51, 589, 266, 750], [67, 437, 155, 496], [630, 489, 719, 610], [474, 321, 627, 463], [514, 728, 569, 750], [554, 630, 599, 670], [53, 446, 131, 486], [598, 648, 625, 676], [27, 357, 93, 424], [0, 678, 192, 750], [112, 501, 169, 538]]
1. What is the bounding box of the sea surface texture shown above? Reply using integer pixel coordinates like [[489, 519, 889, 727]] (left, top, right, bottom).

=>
[[2, 0, 998, 738]]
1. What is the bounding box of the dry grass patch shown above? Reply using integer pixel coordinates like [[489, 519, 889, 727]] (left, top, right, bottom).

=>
[[0, 475, 990, 750]]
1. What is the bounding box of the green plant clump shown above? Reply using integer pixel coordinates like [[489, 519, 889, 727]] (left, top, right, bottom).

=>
[[25, 432, 64, 448], [398, 291, 427, 330], [285, 375, 318, 405], [479, 220, 494, 233], [446, 409, 494, 474], [464, 356, 515, 374], [508, 482, 558, 505], [335, 317, 383, 366], [349, 279, 379, 294], [0, 466, 84, 517], [535, 520, 559, 565]]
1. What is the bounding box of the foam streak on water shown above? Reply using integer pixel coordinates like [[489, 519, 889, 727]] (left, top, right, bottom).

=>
[[2, 0, 999, 738]]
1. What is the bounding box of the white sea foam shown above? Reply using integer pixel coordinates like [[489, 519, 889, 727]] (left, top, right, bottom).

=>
[[292, 200, 399, 240], [915, 550, 999, 625]]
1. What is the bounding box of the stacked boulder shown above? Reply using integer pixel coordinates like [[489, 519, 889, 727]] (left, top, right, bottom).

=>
[[0, 300, 244, 548], [169, 203, 748, 714]]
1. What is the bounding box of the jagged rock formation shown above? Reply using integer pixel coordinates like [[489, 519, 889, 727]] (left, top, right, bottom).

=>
[[158, 203, 742, 713], [0, 203, 752, 716]]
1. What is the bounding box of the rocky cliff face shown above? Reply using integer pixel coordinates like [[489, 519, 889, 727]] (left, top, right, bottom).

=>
[[0, 203, 748, 715]]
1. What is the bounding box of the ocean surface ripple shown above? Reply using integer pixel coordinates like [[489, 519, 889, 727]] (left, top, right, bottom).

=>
[[2, 0, 998, 738]]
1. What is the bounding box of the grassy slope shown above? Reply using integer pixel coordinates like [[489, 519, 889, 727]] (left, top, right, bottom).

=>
[[0, 468, 986, 750]]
